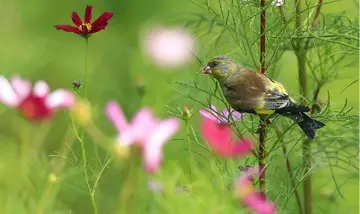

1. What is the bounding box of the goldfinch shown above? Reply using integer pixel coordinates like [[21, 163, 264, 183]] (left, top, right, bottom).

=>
[[200, 56, 325, 140]]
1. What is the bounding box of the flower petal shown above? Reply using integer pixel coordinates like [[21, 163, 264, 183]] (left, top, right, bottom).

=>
[[118, 108, 155, 146], [10, 75, 31, 102], [54, 25, 81, 34], [234, 168, 277, 214], [131, 108, 156, 136], [45, 89, 74, 109], [71, 12, 82, 26], [200, 118, 252, 158], [91, 12, 113, 30], [33, 81, 50, 97], [144, 118, 179, 173], [105, 101, 129, 133], [0, 75, 19, 107], [222, 108, 230, 119], [243, 193, 277, 214], [199, 108, 218, 122], [232, 111, 243, 121], [84, 5, 93, 23]]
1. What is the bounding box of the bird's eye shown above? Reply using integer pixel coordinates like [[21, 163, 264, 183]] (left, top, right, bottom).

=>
[[209, 61, 219, 67]]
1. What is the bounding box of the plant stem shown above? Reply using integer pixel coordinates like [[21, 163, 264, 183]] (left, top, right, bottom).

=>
[[296, 53, 308, 101], [272, 124, 303, 214], [283, 144, 303, 214], [303, 139, 311, 214], [118, 153, 139, 214], [185, 119, 193, 183], [79, 38, 97, 214], [260, 0, 267, 74], [258, 0, 267, 198], [84, 38, 89, 100], [258, 120, 267, 198]]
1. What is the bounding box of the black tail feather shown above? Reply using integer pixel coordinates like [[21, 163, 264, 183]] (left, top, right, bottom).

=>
[[287, 112, 325, 140]]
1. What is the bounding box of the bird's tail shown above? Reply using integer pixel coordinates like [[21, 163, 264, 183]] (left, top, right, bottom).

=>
[[284, 112, 325, 140]]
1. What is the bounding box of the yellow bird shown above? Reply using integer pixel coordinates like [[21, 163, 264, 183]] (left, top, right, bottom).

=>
[[200, 56, 325, 140]]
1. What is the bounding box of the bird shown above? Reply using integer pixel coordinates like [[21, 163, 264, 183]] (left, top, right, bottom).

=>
[[200, 56, 325, 140]]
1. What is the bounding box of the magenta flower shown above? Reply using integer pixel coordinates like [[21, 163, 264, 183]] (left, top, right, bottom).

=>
[[0, 75, 74, 121], [105, 101, 180, 173], [199, 105, 243, 124], [234, 167, 277, 214], [200, 117, 253, 158]]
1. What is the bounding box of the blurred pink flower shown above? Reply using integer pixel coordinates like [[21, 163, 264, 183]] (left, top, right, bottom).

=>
[[0, 75, 74, 121], [200, 117, 253, 158], [142, 26, 195, 68], [105, 100, 180, 173], [199, 105, 243, 124], [234, 166, 277, 214]]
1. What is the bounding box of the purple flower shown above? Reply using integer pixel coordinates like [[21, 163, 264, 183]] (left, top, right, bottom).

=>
[[199, 105, 243, 124]]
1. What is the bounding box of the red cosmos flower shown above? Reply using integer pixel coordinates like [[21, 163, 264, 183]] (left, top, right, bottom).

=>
[[55, 5, 113, 37]]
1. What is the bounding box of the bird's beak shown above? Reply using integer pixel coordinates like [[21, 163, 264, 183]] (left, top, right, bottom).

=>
[[200, 65, 212, 74]]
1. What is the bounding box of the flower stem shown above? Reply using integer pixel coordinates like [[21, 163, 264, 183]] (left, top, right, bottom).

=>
[[185, 119, 193, 183], [79, 38, 97, 214], [118, 154, 140, 214], [84, 38, 89, 100]]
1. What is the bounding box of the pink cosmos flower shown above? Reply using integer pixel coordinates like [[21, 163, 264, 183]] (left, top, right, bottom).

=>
[[105, 100, 180, 173], [199, 105, 243, 124], [0, 75, 74, 121], [200, 117, 253, 158], [234, 166, 277, 214], [141, 26, 195, 68]]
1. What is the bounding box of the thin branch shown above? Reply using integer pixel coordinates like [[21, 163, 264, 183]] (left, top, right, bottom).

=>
[[272, 123, 304, 214], [258, 120, 267, 198], [305, 0, 324, 50], [258, 0, 268, 199], [260, 0, 267, 73]]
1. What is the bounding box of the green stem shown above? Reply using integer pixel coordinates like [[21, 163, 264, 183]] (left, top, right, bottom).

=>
[[295, 1, 311, 212], [297, 53, 308, 102], [118, 154, 139, 214], [303, 139, 312, 214], [185, 119, 193, 183], [79, 38, 97, 214], [92, 158, 113, 195], [84, 38, 89, 100]]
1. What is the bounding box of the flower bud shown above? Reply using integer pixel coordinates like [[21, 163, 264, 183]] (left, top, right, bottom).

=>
[[70, 99, 91, 126]]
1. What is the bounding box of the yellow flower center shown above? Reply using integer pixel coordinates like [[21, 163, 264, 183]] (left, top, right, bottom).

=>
[[78, 23, 92, 32]]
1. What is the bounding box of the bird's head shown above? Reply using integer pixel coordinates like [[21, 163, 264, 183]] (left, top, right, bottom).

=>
[[200, 56, 238, 81]]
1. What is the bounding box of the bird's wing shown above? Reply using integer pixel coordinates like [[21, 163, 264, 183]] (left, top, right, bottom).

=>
[[263, 82, 310, 113], [263, 86, 292, 110]]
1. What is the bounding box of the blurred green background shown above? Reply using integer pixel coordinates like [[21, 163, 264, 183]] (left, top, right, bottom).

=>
[[0, 0, 358, 213]]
